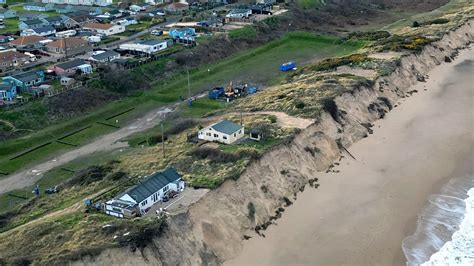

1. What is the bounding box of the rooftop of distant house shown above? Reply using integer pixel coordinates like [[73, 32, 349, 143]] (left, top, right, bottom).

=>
[[0, 50, 29, 61], [83, 22, 114, 30], [10, 35, 48, 46], [46, 37, 87, 49]]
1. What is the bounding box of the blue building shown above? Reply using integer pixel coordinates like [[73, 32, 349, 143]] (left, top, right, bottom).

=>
[[0, 81, 17, 102], [3, 70, 45, 93], [0, 8, 17, 19], [169, 28, 196, 41]]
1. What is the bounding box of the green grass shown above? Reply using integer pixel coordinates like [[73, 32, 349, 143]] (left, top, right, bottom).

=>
[[0, 32, 366, 177], [0, 18, 19, 34], [297, 0, 325, 9]]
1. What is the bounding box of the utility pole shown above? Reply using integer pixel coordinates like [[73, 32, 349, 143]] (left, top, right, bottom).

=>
[[161, 122, 165, 158], [240, 104, 243, 126], [186, 66, 191, 100]]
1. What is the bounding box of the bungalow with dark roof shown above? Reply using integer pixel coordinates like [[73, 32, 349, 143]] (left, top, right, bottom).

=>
[[50, 58, 93, 76], [2, 70, 45, 92], [88, 50, 120, 63], [104, 168, 185, 217], [21, 25, 56, 37], [19, 19, 46, 30], [46, 37, 91, 56], [198, 119, 244, 144]]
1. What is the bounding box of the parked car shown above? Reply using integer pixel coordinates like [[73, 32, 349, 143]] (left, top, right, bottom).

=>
[[151, 30, 163, 36], [45, 186, 60, 194]]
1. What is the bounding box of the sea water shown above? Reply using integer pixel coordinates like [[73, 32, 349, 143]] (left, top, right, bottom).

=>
[[402, 176, 474, 265]]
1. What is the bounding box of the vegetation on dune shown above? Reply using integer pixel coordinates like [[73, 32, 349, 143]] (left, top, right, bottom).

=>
[[374, 35, 434, 52]]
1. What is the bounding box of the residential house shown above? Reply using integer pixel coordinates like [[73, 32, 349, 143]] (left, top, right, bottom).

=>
[[19, 19, 46, 30], [42, 0, 112, 6], [119, 39, 169, 55], [0, 19, 4, 30], [55, 29, 77, 38], [0, 81, 17, 102], [198, 119, 244, 144], [0, 50, 30, 73], [0, 0, 5, 4], [19, 13, 48, 22], [88, 50, 120, 63], [129, 3, 149, 12], [74, 5, 103, 15], [226, 9, 252, 18], [3, 70, 45, 92], [54, 4, 76, 14], [250, 4, 273, 15], [46, 37, 91, 56], [82, 22, 125, 36], [104, 168, 185, 217], [60, 76, 75, 86], [42, 16, 65, 28], [168, 27, 196, 41], [113, 17, 137, 27], [67, 12, 95, 27], [50, 59, 92, 76], [23, 3, 55, 12], [164, 2, 189, 13], [148, 9, 165, 17], [21, 25, 57, 37], [0, 8, 17, 19], [9, 35, 49, 49]]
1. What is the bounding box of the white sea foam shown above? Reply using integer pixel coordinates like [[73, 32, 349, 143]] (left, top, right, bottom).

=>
[[402, 176, 474, 266], [422, 188, 474, 265]]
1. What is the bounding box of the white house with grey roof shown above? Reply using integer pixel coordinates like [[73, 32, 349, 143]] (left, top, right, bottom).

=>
[[104, 168, 185, 218], [198, 120, 244, 144]]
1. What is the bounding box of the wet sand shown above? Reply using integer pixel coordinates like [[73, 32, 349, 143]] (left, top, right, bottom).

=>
[[226, 47, 474, 265]]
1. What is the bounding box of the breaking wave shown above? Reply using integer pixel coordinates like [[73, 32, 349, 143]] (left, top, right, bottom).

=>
[[402, 176, 474, 265]]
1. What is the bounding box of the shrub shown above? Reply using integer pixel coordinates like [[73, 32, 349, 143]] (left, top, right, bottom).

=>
[[412, 21, 420, 27], [295, 100, 305, 109], [190, 147, 260, 164], [321, 97, 339, 122]]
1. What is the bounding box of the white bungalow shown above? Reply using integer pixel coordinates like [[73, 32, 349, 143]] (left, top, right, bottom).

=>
[[104, 168, 185, 218], [198, 120, 244, 144]]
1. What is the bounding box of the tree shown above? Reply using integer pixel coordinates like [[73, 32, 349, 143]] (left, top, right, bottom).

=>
[[412, 21, 420, 27], [2, 4, 8, 9]]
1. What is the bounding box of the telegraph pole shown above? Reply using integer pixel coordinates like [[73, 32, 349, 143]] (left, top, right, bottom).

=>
[[161, 122, 165, 158], [187, 66, 191, 100]]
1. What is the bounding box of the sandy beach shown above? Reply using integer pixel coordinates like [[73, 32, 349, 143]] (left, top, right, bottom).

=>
[[226, 47, 474, 266]]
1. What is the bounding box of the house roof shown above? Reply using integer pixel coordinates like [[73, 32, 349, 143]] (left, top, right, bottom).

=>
[[23, 19, 44, 26], [46, 37, 87, 49], [10, 35, 47, 46], [32, 25, 55, 34], [120, 168, 181, 203], [0, 8, 13, 13], [55, 59, 86, 70], [166, 2, 189, 9], [83, 22, 114, 30], [11, 70, 43, 83], [91, 50, 119, 60], [0, 81, 15, 91], [0, 50, 29, 62], [211, 120, 243, 135], [139, 39, 166, 46], [44, 16, 63, 23]]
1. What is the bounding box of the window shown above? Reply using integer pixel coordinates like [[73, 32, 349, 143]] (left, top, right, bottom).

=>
[[214, 134, 219, 138], [223, 136, 227, 140], [163, 185, 169, 192], [206, 132, 211, 136], [141, 200, 148, 206], [234, 133, 236, 137]]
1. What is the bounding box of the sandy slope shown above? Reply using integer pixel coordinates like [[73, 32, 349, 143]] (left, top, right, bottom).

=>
[[226, 47, 473, 265]]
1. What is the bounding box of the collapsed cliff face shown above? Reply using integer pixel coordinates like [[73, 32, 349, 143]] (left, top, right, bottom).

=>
[[72, 21, 473, 266]]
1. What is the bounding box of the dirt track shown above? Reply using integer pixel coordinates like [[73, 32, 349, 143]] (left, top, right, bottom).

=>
[[0, 106, 174, 195]]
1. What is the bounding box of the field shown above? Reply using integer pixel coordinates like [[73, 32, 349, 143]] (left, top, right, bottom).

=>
[[0, 32, 366, 177]]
